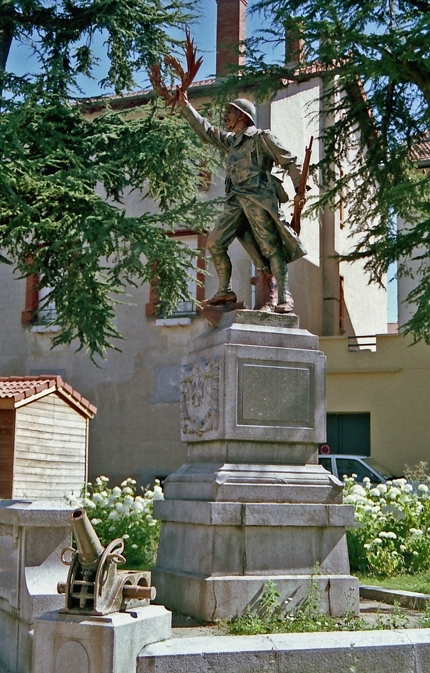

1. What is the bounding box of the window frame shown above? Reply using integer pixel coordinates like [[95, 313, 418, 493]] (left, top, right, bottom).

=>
[[145, 230, 207, 318]]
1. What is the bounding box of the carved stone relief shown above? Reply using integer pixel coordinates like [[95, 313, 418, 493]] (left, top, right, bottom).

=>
[[180, 357, 220, 436]]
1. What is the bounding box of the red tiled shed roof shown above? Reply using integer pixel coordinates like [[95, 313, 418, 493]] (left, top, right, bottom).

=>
[[0, 376, 97, 418], [411, 140, 430, 163]]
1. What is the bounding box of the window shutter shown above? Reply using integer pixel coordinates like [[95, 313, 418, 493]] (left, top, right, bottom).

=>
[[21, 271, 39, 324]]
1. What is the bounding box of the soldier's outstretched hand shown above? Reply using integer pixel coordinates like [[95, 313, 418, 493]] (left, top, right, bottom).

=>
[[294, 193, 306, 210], [177, 88, 188, 108]]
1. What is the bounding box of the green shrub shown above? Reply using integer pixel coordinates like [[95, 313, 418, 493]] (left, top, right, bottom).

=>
[[344, 475, 430, 576], [66, 476, 162, 569]]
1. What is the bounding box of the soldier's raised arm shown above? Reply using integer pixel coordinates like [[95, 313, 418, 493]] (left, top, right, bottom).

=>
[[177, 90, 232, 154]]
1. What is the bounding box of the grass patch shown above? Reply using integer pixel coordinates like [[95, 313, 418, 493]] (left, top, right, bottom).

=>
[[356, 571, 430, 595]]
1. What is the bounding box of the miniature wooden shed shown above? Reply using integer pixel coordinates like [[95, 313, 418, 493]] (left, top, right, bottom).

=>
[[0, 376, 96, 500]]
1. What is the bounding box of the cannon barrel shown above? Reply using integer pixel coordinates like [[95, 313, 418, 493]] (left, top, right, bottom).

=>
[[123, 585, 156, 601], [70, 508, 104, 569]]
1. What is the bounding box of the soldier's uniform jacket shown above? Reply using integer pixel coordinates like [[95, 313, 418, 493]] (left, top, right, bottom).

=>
[[181, 102, 307, 263]]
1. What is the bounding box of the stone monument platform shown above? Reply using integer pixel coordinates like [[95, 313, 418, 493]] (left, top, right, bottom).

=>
[[152, 311, 358, 621]]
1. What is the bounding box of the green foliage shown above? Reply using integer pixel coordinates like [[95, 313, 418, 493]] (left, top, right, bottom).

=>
[[373, 601, 410, 630], [345, 475, 430, 576], [0, 1, 221, 359], [0, 1, 195, 93], [227, 0, 430, 342], [224, 577, 343, 635], [356, 570, 430, 595], [66, 475, 162, 569], [420, 601, 430, 628]]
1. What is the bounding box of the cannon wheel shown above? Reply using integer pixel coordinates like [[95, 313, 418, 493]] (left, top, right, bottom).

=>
[[95, 538, 126, 598]]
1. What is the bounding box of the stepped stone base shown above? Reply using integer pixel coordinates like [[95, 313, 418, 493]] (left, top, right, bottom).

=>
[[153, 311, 358, 620], [153, 488, 358, 620], [160, 463, 344, 503]]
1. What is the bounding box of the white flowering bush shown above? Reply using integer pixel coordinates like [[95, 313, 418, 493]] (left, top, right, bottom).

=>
[[345, 475, 430, 576], [66, 476, 164, 569]]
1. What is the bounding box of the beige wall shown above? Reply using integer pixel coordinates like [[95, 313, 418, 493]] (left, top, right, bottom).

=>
[[396, 216, 423, 330], [322, 333, 430, 476], [268, 82, 325, 336]]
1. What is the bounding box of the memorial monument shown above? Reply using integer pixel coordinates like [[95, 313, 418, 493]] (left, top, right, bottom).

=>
[[150, 36, 359, 621]]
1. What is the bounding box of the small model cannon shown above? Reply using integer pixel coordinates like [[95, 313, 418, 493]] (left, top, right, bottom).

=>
[[57, 508, 156, 615]]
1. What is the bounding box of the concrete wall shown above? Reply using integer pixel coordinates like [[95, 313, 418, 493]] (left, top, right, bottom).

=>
[[0, 501, 71, 673], [137, 629, 430, 673], [322, 333, 430, 476]]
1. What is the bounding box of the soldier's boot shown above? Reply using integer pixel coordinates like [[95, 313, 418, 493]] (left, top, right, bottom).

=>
[[251, 270, 278, 312], [205, 252, 237, 305], [238, 230, 272, 277], [269, 253, 294, 313]]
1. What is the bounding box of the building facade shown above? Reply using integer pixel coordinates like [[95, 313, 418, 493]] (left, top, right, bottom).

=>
[[0, 0, 392, 490]]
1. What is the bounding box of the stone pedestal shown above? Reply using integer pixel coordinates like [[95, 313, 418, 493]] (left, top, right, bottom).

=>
[[152, 311, 359, 621], [0, 500, 72, 673], [32, 606, 171, 673]]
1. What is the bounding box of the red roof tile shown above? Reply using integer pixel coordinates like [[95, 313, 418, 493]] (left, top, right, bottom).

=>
[[0, 376, 97, 417], [411, 140, 430, 163]]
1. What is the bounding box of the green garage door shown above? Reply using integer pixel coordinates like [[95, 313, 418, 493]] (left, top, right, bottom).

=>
[[326, 413, 370, 456]]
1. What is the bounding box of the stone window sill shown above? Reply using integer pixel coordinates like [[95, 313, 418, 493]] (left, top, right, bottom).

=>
[[155, 317, 192, 327], [30, 324, 62, 333]]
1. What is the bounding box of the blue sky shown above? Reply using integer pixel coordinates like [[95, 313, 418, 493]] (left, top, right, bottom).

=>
[[7, 0, 279, 96]]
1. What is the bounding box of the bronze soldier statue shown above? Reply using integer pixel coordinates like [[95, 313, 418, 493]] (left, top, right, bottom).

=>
[[177, 90, 307, 313]]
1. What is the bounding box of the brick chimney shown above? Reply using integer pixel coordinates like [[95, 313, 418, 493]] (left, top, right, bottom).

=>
[[285, 19, 305, 64], [216, 0, 247, 78]]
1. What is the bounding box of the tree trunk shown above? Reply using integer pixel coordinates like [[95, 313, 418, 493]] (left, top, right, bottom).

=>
[[0, 28, 14, 100]]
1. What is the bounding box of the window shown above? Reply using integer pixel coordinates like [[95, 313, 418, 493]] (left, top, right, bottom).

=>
[[37, 285, 57, 323], [319, 457, 332, 472], [145, 231, 207, 322], [21, 269, 59, 331], [336, 458, 381, 483], [169, 234, 199, 317]]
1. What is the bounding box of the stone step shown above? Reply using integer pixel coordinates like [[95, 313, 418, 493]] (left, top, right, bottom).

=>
[[137, 628, 430, 673]]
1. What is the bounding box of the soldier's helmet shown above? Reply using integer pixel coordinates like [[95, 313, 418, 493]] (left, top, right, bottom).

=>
[[227, 98, 256, 124]]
